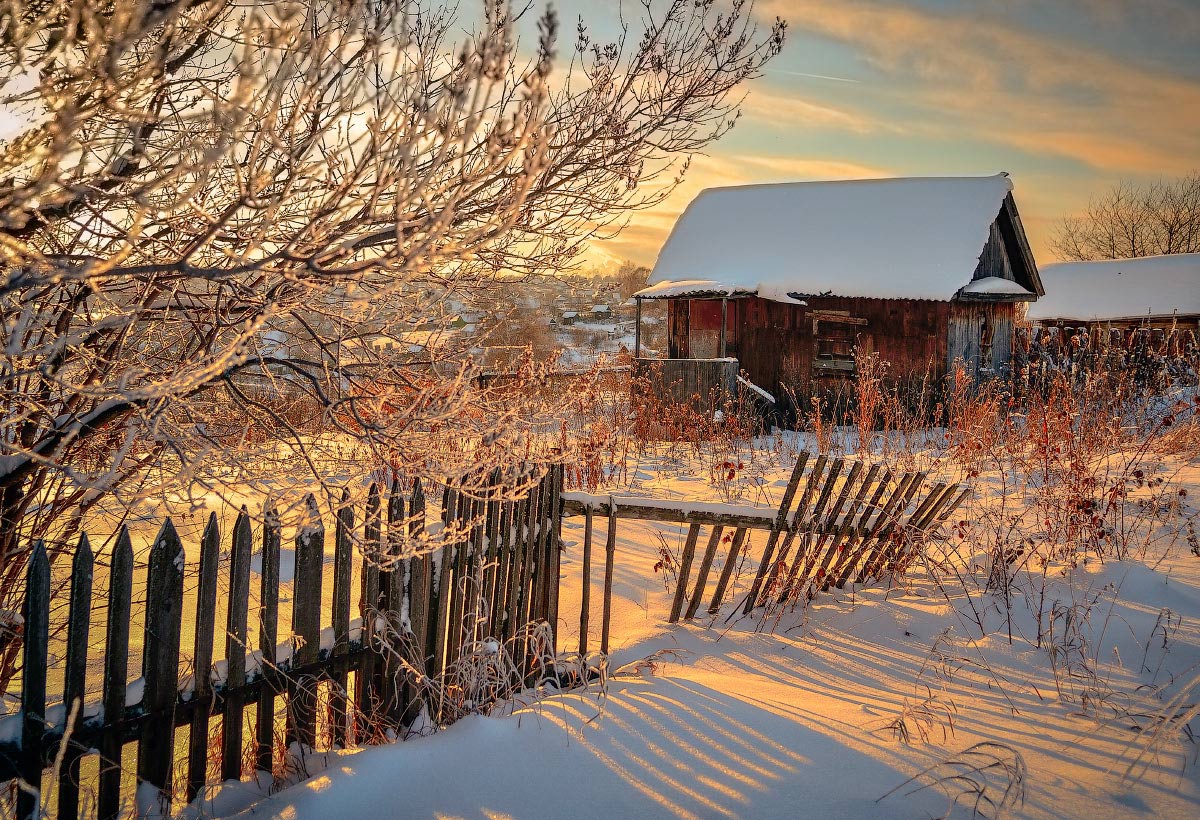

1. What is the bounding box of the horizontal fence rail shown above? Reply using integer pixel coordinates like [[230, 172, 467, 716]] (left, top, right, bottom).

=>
[[1, 465, 565, 820]]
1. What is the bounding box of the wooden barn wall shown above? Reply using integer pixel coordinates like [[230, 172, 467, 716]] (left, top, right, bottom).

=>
[[691, 296, 951, 397], [667, 299, 689, 358], [947, 301, 1017, 375], [971, 221, 1018, 283]]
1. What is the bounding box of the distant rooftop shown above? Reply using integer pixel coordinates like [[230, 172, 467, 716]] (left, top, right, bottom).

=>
[[1026, 253, 1200, 322]]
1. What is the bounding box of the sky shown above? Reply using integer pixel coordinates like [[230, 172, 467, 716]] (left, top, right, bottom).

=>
[[565, 0, 1200, 270]]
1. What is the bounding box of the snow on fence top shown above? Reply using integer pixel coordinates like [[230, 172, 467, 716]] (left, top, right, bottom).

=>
[[1026, 252, 1200, 322], [637, 173, 1017, 303]]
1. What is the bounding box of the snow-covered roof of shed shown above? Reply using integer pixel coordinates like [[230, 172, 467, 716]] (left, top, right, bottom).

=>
[[1026, 253, 1200, 322], [637, 174, 1018, 303]]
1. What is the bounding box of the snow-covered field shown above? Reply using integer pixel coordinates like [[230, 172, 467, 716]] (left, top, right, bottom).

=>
[[195, 437, 1200, 820]]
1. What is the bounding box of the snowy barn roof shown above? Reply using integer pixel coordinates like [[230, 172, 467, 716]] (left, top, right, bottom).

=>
[[1026, 253, 1200, 322], [637, 174, 1041, 303]]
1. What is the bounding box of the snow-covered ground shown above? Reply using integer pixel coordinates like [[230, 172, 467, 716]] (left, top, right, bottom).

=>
[[195, 438, 1200, 820]]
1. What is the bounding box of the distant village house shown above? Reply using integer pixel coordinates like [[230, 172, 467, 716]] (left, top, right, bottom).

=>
[[1025, 253, 1200, 331]]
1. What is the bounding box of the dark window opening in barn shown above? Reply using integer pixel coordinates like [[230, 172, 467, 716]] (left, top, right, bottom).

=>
[[979, 316, 994, 372], [812, 310, 867, 376]]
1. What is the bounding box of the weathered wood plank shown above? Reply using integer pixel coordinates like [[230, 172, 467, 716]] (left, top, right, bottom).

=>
[[187, 513, 221, 802], [708, 528, 748, 614], [99, 527, 134, 820], [58, 534, 93, 820], [255, 505, 281, 775], [287, 495, 323, 750], [138, 520, 186, 816], [578, 507, 593, 655], [545, 465, 565, 654], [222, 507, 253, 782], [18, 541, 49, 820], [331, 488, 354, 747], [668, 523, 702, 623], [356, 484, 381, 729], [406, 479, 430, 728], [685, 525, 724, 620], [600, 502, 617, 655]]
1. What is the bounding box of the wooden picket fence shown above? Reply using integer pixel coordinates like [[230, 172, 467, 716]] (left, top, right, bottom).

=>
[[1, 465, 564, 820], [565, 452, 967, 641], [2, 452, 962, 819]]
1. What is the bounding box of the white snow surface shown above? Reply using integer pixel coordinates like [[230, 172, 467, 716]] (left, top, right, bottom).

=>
[[206, 443, 1200, 820], [1027, 252, 1200, 322], [641, 174, 1016, 303], [957, 275, 1034, 296]]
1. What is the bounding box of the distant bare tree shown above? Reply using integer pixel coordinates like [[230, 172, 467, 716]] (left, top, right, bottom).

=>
[[615, 260, 653, 300], [1052, 172, 1200, 260], [0, 0, 784, 691]]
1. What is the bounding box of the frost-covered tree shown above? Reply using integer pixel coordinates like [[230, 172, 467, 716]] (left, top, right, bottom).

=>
[[1052, 172, 1200, 261], [0, 0, 784, 690]]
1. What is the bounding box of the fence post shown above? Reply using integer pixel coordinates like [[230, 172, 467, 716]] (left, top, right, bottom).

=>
[[17, 541, 49, 820], [222, 507, 253, 781], [579, 507, 593, 655], [331, 488, 354, 746], [600, 500, 617, 656], [255, 504, 281, 775], [187, 513, 220, 802], [99, 527, 134, 820], [668, 524, 702, 623], [137, 520, 185, 817], [288, 495, 324, 751], [356, 484, 381, 732], [58, 534, 93, 820]]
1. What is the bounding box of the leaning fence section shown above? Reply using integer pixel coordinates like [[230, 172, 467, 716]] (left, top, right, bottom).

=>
[[564, 452, 966, 643], [1, 465, 564, 820]]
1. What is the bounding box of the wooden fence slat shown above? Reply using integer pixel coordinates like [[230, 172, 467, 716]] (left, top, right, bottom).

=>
[[483, 470, 503, 639], [406, 479, 430, 726], [187, 513, 220, 802], [839, 471, 910, 586], [600, 501, 617, 655], [287, 495, 324, 751], [708, 528, 748, 614], [17, 541, 49, 820], [446, 490, 471, 682], [491, 499, 513, 643], [432, 487, 457, 685], [515, 479, 543, 666], [668, 523, 703, 623], [741, 452, 809, 614], [502, 494, 528, 646], [58, 534, 93, 820], [99, 526, 134, 820], [356, 484, 381, 729], [331, 488, 354, 747], [548, 464, 565, 651], [685, 525, 724, 620], [137, 520, 185, 816], [255, 504, 281, 774], [578, 507, 593, 655], [380, 483, 405, 727], [222, 507, 252, 782]]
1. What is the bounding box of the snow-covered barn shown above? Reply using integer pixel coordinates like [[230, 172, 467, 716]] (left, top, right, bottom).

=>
[[1025, 252, 1200, 331], [633, 174, 1043, 407]]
